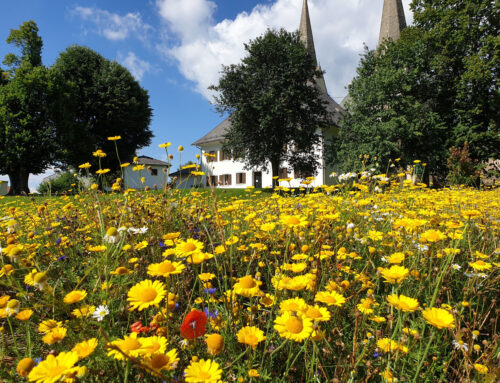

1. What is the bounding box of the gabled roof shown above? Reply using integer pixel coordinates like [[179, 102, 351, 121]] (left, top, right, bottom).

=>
[[192, 117, 231, 146], [136, 156, 170, 166]]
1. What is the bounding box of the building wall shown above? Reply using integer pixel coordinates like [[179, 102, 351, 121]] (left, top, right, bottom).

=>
[[0, 181, 8, 196], [124, 165, 169, 190], [198, 129, 331, 188]]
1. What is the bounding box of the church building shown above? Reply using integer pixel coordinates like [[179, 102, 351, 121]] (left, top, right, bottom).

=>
[[192, 0, 406, 189]]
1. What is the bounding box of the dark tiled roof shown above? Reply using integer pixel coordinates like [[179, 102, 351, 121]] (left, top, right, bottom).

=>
[[136, 156, 170, 166], [193, 96, 344, 147], [192, 117, 231, 146]]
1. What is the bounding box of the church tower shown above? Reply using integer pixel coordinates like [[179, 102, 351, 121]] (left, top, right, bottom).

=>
[[299, 0, 328, 95], [378, 0, 407, 46]]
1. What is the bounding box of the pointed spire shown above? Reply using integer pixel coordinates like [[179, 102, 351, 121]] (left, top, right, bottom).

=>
[[299, 0, 317, 64], [299, 0, 327, 94], [378, 0, 407, 46]]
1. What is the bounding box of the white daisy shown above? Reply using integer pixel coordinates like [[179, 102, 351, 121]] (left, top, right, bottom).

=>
[[92, 305, 109, 321]]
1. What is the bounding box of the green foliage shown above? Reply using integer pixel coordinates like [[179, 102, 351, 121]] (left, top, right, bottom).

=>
[[51, 46, 153, 171], [331, 0, 499, 182], [210, 29, 329, 181], [0, 21, 59, 194], [38, 172, 78, 195]]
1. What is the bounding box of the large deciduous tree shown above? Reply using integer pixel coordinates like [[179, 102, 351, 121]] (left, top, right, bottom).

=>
[[0, 21, 59, 195], [330, 0, 499, 182], [210, 29, 329, 184], [52, 46, 153, 171]]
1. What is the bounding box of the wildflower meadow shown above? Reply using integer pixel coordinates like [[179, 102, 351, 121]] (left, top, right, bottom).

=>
[[0, 146, 499, 382]]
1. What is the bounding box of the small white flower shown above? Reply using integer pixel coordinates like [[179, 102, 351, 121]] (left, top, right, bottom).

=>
[[128, 227, 148, 235], [452, 340, 468, 352], [93, 305, 109, 321], [346, 223, 355, 230], [451, 264, 462, 270], [381, 257, 389, 263]]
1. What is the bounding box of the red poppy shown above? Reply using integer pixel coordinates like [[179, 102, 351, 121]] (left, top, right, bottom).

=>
[[180, 310, 207, 340]]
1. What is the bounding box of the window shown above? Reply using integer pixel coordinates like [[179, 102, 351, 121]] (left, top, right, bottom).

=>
[[294, 169, 313, 179], [219, 174, 232, 186], [206, 175, 218, 186], [150, 168, 158, 176], [236, 172, 246, 184], [220, 150, 232, 161], [279, 168, 288, 179]]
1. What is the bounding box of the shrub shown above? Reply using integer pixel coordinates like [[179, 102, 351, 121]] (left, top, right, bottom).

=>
[[38, 172, 77, 195]]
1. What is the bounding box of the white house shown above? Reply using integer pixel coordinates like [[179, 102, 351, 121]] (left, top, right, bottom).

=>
[[193, 0, 406, 189], [193, 0, 344, 188], [124, 156, 170, 190]]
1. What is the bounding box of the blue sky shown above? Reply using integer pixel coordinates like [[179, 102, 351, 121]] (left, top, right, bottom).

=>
[[0, 0, 412, 189]]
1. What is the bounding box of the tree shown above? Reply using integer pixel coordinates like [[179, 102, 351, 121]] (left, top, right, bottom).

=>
[[0, 21, 59, 195], [52, 46, 153, 171], [210, 29, 329, 184], [331, 0, 499, 181], [411, 0, 499, 162], [330, 29, 448, 179]]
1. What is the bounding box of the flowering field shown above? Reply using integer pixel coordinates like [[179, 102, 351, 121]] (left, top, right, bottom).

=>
[[0, 180, 499, 382]]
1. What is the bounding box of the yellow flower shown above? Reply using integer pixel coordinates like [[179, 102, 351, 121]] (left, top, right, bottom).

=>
[[16, 309, 34, 321], [357, 297, 376, 315], [175, 239, 204, 257], [107, 136, 121, 141], [248, 369, 260, 378], [386, 294, 419, 312], [314, 291, 346, 307], [377, 338, 399, 353], [184, 359, 222, 382], [107, 333, 144, 360], [422, 307, 455, 329], [159, 142, 172, 148], [274, 312, 312, 342], [110, 266, 132, 275], [145, 350, 180, 375], [71, 305, 95, 318], [139, 335, 169, 355], [147, 260, 185, 278], [72, 338, 98, 359], [38, 320, 63, 334], [237, 326, 266, 349], [302, 305, 331, 322], [63, 290, 87, 304], [468, 260, 492, 271], [387, 252, 405, 264], [233, 275, 262, 297], [280, 215, 308, 228], [473, 363, 488, 374], [380, 265, 409, 284], [127, 279, 166, 311], [96, 168, 110, 175], [205, 334, 224, 355], [42, 327, 67, 345], [17, 358, 35, 377], [420, 229, 447, 242], [367, 230, 384, 241], [78, 162, 91, 169], [28, 352, 80, 383]]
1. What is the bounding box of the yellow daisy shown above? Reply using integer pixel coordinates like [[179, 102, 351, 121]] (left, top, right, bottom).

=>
[[233, 275, 262, 297], [422, 307, 455, 330], [72, 338, 98, 359], [184, 359, 222, 382], [236, 326, 266, 349], [63, 290, 87, 304], [314, 291, 346, 307], [147, 260, 185, 277], [274, 312, 312, 342], [127, 279, 166, 311]]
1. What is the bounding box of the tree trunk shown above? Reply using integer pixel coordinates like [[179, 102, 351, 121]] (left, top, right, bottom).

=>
[[271, 160, 280, 189], [8, 168, 30, 195]]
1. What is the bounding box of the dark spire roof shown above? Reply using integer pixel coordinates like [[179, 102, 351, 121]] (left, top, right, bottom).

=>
[[299, 0, 328, 95], [378, 0, 407, 46]]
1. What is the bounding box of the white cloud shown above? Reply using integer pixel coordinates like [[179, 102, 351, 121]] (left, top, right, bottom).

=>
[[157, 0, 413, 101], [118, 52, 152, 80], [73, 6, 151, 41]]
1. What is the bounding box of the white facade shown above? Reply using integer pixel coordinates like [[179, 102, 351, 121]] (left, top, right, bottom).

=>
[[198, 129, 335, 189], [124, 165, 169, 190]]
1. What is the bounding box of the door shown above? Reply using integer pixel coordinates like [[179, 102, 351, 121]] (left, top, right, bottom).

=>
[[253, 172, 262, 188]]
